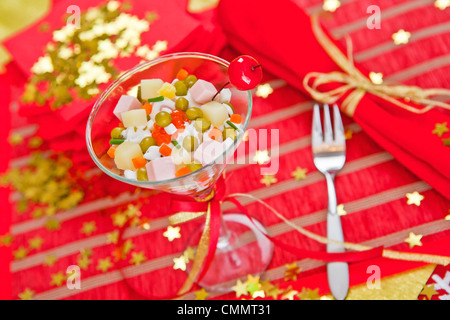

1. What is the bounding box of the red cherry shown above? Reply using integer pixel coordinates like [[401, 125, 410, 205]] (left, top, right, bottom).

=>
[[228, 55, 263, 90]]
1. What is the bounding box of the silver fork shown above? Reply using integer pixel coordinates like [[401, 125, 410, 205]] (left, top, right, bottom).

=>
[[312, 103, 349, 300]]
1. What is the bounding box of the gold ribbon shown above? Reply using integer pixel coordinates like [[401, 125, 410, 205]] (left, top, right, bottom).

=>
[[303, 14, 450, 117]]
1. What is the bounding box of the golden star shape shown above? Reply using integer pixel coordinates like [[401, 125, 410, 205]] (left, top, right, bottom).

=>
[[281, 287, 298, 300], [173, 255, 187, 271], [420, 284, 439, 299], [45, 218, 61, 231], [111, 211, 128, 227], [266, 286, 283, 299], [28, 236, 44, 250], [77, 255, 92, 270], [291, 167, 307, 181], [252, 290, 265, 299], [284, 262, 301, 281], [392, 29, 411, 45], [232, 279, 249, 298], [432, 122, 449, 137], [97, 257, 113, 272], [194, 288, 210, 300], [255, 83, 274, 98], [0, 233, 13, 246], [129, 251, 146, 266], [106, 230, 119, 244], [260, 174, 278, 187], [297, 287, 320, 300], [406, 191, 424, 206], [369, 72, 384, 85], [434, 0, 450, 10], [253, 150, 271, 165], [50, 271, 66, 287], [443, 137, 450, 146], [337, 204, 347, 216], [43, 254, 58, 267], [404, 232, 423, 248], [80, 221, 97, 236], [183, 246, 196, 262], [13, 246, 29, 260], [18, 288, 35, 300], [163, 226, 181, 242], [323, 0, 341, 12]]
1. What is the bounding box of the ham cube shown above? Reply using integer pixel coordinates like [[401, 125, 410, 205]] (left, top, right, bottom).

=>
[[189, 80, 217, 104], [113, 95, 142, 121], [146, 156, 176, 181], [193, 139, 226, 165]]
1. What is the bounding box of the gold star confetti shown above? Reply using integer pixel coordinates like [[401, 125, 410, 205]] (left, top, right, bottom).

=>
[[337, 204, 347, 216], [284, 262, 301, 281], [195, 288, 209, 300], [28, 236, 44, 250], [80, 221, 97, 236], [432, 122, 449, 137], [253, 150, 271, 165], [369, 72, 384, 85], [112, 211, 128, 228], [404, 232, 423, 248], [281, 286, 298, 300], [443, 137, 450, 146], [392, 29, 411, 45], [173, 255, 187, 271], [183, 246, 196, 262], [18, 288, 35, 300], [260, 174, 278, 187], [252, 290, 265, 299], [291, 167, 307, 181], [245, 274, 261, 295], [266, 285, 283, 299], [232, 279, 249, 298], [114, 239, 135, 261], [77, 255, 92, 270], [420, 284, 439, 299], [434, 0, 450, 10], [323, 0, 341, 12], [255, 83, 274, 98], [129, 251, 146, 266], [43, 254, 58, 267], [8, 133, 24, 146], [163, 226, 181, 242], [13, 246, 29, 260], [406, 191, 424, 206], [0, 233, 13, 246], [50, 271, 66, 287], [97, 257, 113, 272], [297, 287, 320, 300], [45, 218, 61, 231], [106, 230, 119, 244]]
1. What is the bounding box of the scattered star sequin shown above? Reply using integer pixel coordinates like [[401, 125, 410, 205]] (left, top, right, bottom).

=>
[[194, 288, 209, 300], [297, 287, 320, 300], [291, 167, 307, 181], [80, 221, 97, 236], [260, 174, 278, 187], [404, 232, 423, 248], [163, 226, 181, 242], [420, 284, 439, 299], [97, 257, 113, 272], [18, 288, 35, 300], [50, 271, 66, 287], [44, 254, 58, 267], [369, 72, 384, 85], [253, 150, 271, 165], [281, 286, 298, 300], [284, 262, 301, 281], [129, 251, 146, 266], [434, 0, 450, 10], [232, 279, 249, 298], [173, 255, 187, 271], [28, 236, 44, 250], [13, 246, 29, 260], [432, 122, 449, 137], [255, 83, 274, 98], [406, 191, 424, 206], [337, 204, 347, 216], [392, 29, 411, 45], [323, 0, 341, 12]]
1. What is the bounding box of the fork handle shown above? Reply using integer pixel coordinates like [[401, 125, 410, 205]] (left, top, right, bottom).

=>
[[325, 173, 349, 300]]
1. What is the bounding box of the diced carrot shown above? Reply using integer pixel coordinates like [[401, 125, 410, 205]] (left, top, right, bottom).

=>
[[141, 103, 153, 115], [107, 145, 117, 158], [132, 156, 147, 169], [208, 127, 222, 140], [230, 114, 242, 124], [175, 166, 192, 177], [159, 144, 172, 157], [176, 69, 189, 81]]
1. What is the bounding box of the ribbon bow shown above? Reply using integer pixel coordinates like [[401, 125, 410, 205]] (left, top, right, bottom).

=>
[[303, 14, 450, 117]]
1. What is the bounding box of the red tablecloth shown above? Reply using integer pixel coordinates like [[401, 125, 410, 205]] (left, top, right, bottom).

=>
[[1, 0, 450, 300]]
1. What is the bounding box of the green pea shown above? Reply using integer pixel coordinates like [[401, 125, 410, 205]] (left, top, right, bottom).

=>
[[136, 167, 148, 181], [184, 75, 198, 88], [174, 81, 188, 96], [186, 162, 202, 172], [155, 111, 172, 127], [222, 127, 237, 141], [139, 137, 157, 153], [111, 127, 125, 139], [186, 107, 203, 120], [182, 136, 199, 152], [194, 118, 211, 133], [175, 97, 189, 111]]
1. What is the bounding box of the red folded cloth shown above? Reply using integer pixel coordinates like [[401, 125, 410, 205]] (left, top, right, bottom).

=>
[[217, 0, 450, 200]]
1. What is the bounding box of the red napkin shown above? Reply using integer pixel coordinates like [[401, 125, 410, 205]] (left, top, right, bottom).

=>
[[217, 0, 450, 200]]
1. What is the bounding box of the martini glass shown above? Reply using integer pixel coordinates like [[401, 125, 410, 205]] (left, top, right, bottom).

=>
[[86, 52, 273, 293]]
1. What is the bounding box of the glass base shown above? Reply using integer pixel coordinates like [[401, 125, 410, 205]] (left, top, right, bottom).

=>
[[185, 213, 274, 294]]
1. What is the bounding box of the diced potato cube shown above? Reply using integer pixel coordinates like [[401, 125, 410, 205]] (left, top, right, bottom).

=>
[[141, 79, 164, 100], [157, 82, 176, 100], [121, 109, 147, 128], [201, 101, 229, 127], [114, 141, 143, 171]]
